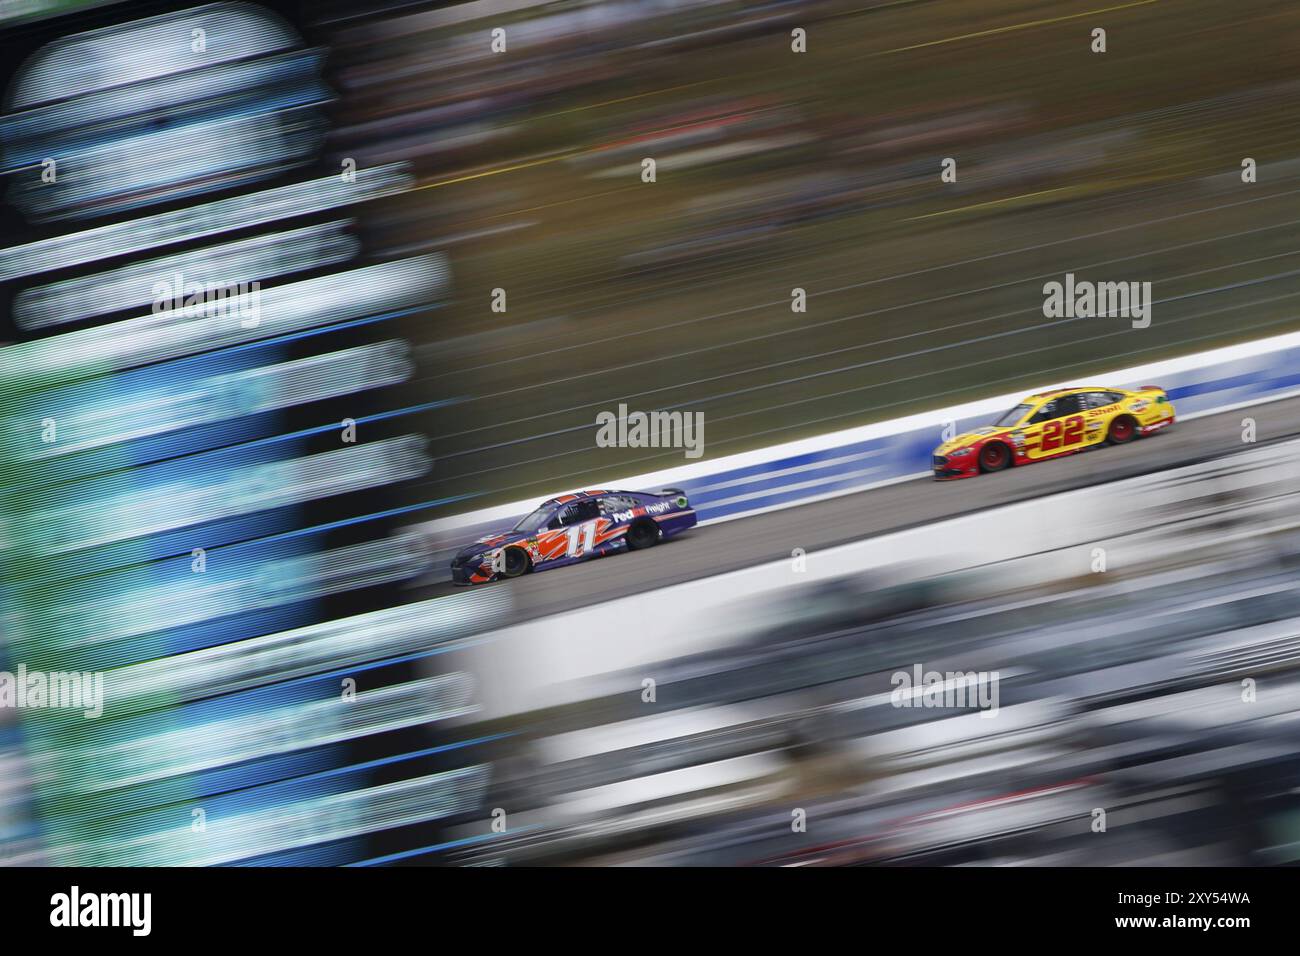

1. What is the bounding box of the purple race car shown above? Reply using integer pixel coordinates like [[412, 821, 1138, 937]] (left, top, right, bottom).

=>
[[450, 488, 697, 584]]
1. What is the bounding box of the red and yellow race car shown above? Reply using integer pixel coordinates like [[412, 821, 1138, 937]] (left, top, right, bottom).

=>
[[932, 385, 1174, 479]]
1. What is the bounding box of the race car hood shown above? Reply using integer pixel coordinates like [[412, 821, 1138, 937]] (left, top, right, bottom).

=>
[[933, 426, 1010, 455], [453, 526, 520, 561]]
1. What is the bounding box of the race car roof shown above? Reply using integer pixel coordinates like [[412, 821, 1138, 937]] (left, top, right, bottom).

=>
[[1025, 385, 1114, 400], [538, 489, 616, 507]]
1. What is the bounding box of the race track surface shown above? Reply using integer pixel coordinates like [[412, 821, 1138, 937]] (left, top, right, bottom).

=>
[[434, 395, 1300, 623]]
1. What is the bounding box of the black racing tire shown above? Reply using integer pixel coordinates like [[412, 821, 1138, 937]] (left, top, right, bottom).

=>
[[499, 546, 531, 578], [626, 520, 661, 551], [978, 441, 1011, 473], [1107, 415, 1138, 445]]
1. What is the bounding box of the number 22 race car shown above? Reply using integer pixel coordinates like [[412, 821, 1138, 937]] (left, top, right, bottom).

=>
[[932, 385, 1174, 479], [450, 488, 697, 584]]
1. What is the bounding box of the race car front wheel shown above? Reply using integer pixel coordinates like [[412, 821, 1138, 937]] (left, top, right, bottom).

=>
[[979, 442, 1010, 473], [500, 547, 530, 578], [626, 520, 660, 550]]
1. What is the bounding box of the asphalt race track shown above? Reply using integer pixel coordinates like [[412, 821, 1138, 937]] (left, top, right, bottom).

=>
[[437, 394, 1300, 623]]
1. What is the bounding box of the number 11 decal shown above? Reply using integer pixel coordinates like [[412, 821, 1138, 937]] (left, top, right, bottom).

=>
[[565, 522, 597, 557]]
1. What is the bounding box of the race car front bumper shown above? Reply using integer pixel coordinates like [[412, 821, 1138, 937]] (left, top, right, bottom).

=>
[[450, 559, 494, 585], [932, 454, 978, 480]]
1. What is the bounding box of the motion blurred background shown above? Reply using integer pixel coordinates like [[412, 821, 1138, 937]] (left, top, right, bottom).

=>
[[1, 0, 1299, 866]]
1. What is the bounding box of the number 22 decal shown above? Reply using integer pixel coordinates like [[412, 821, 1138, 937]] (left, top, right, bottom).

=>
[[1040, 415, 1084, 452], [565, 522, 597, 557]]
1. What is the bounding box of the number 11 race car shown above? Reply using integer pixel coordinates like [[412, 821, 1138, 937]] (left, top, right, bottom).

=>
[[450, 488, 697, 584], [932, 385, 1174, 480]]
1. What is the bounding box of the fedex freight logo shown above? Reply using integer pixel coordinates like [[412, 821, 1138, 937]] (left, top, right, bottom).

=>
[[613, 501, 671, 522], [50, 887, 152, 936]]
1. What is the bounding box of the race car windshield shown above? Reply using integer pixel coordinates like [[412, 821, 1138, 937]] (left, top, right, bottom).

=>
[[513, 506, 553, 532], [993, 404, 1033, 427]]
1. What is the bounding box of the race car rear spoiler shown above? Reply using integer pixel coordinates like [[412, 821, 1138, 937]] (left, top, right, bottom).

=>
[[649, 487, 686, 497]]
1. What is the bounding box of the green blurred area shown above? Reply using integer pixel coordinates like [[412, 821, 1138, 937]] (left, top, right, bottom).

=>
[[401, 0, 1300, 514]]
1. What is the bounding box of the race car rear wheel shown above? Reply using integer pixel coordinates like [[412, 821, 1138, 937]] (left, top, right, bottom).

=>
[[500, 547, 531, 578], [626, 520, 660, 551], [1107, 415, 1137, 445], [978, 442, 1010, 473]]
